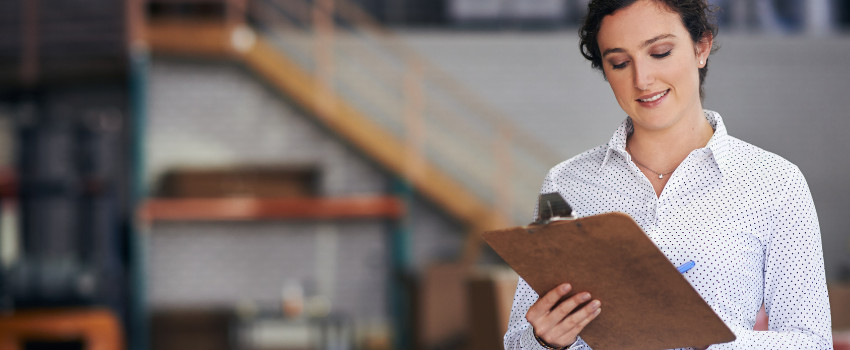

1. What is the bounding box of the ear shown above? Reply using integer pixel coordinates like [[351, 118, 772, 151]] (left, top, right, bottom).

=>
[[696, 33, 713, 68]]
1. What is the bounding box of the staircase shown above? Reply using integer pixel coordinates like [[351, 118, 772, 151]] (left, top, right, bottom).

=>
[[144, 0, 559, 241]]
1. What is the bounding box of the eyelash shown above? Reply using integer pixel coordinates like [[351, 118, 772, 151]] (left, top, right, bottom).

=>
[[651, 50, 673, 59], [610, 50, 672, 70]]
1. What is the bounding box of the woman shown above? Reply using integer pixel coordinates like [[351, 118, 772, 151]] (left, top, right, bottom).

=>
[[504, 0, 832, 349]]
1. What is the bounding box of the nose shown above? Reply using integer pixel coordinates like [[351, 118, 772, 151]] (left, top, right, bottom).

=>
[[633, 59, 654, 91]]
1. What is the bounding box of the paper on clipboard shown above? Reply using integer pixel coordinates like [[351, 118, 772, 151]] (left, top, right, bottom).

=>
[[482, 193, 736, 350]]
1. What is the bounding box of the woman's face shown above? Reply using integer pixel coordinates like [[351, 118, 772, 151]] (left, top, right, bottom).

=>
[[597, 0, 711, 133]]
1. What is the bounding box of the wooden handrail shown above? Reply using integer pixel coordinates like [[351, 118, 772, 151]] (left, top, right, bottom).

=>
[[261, 0, 560, 164], [140, 196, 405, 222], [144, 22, 508, 230], [144, 20, 236, 56], [245, 36, 501, 227], [331, 0, 561, 163], [251, 0, 558, 228]]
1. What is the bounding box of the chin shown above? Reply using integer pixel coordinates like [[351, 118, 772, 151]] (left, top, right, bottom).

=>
[[630, 110, 678, 131]]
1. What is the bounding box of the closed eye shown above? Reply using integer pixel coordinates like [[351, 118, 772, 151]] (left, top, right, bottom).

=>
[[612, 61, 629, 70], [651, 50, 672, 59]]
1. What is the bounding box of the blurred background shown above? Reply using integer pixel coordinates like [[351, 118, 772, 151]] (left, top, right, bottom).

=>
[[0, 0, 849, 349]]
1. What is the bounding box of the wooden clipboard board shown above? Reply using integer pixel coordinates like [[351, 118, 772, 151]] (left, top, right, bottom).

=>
[[483, 208, 736, 350]]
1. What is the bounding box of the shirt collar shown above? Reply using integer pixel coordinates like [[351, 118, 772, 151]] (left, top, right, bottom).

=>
[[600, 109, 731, 176], [600, 117, 632, 171], [703, 110, 732, 177]]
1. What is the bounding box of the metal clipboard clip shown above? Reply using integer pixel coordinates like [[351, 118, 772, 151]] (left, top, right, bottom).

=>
[[531, 192, 575, 226]]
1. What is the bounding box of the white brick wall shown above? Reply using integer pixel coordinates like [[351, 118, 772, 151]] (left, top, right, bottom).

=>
[[146, 221, 389, 319], [146, 59, 388, 197], [145, 58, 466, 320]]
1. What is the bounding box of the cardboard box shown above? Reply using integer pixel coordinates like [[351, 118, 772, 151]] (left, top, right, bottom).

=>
[[467, 267, 518, 350], [831, 284, 850, 331], [417, 262, 470, 349], [151, 308, 232, 350]]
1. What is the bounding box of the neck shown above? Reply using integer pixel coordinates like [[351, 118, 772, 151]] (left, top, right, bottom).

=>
[[627, 110, 714, 172]]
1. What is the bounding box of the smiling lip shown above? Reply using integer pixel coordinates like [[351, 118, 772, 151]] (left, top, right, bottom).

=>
[[636, 89, 670, 102]]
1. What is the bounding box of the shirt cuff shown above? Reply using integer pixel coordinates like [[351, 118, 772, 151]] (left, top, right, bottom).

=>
[[567, 336, 589, 349], [520, 327, 548, 349], [521, 327, 588, 349]]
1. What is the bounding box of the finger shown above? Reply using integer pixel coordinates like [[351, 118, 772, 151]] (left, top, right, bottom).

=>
[[544, 291, 592, 324], [526, 283, 572, 321], [574, 300, 602, 328], [551, 300, 602, 344], [533, 294, 594, 344], [554, 307, 601, 347]]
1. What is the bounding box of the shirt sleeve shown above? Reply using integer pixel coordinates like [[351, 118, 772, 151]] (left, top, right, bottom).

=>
[[504, 277, 592, 350], [505, 172, 591, 349], [709, 167, 832, 349]]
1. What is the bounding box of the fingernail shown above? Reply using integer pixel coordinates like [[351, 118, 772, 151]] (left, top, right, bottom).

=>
[[562, 284, 571, 292], [582, 293, 591, 301], [595, 308, 602, 315], [591, 300, 601, 308]]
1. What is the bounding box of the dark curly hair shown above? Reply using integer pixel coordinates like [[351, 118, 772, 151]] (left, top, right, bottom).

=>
[[579, 0, 719, 99]]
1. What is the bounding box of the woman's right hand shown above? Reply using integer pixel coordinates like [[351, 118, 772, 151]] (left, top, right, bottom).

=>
[[525, 283, 602, 348]]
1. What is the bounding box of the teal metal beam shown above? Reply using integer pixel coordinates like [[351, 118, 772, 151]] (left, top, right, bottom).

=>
[[128, 45, 150, 350], [389, 177, 413, 350]]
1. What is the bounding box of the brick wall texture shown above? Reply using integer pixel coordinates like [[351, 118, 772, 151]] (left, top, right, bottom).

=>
[[145, 58, 464, 321]]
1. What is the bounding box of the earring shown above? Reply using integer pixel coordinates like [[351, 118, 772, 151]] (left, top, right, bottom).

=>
[[700, 60, 705, 65]]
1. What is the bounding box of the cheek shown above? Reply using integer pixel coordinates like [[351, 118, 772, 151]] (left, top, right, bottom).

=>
[[606, 76, 635, 110], [671, 56, 701, 86], [604, 71, 631, 96], [611, 78, 636, 106]]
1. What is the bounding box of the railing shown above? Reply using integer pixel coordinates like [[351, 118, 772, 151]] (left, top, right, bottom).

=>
[[245, 0, 558, 225]]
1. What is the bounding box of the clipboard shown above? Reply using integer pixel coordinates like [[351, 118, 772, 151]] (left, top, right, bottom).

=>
[[482, 193, 736, 350]]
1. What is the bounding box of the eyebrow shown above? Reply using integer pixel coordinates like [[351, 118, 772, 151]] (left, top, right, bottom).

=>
[[601, 33, 677, 57]]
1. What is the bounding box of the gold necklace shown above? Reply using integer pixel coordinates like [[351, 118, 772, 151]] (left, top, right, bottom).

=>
[[626, 144, 676, 179]]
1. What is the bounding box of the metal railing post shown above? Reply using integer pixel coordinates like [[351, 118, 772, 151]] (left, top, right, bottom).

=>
[[403, 59, 425, 184], [313, 0, 336, 116]]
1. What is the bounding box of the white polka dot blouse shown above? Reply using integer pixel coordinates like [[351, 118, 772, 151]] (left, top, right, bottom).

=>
[[504, 111, 833, 349]]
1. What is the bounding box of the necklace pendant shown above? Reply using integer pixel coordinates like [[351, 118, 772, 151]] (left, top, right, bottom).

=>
[[658, 174, 663, 179]]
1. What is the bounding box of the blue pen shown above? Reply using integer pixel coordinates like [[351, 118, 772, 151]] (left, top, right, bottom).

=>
[[677, 260, 695, 274]]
